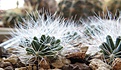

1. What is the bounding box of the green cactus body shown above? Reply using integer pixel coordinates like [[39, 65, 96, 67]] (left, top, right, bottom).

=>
[[26, 35, 63, 59], [99, 35, 121, 64], [58, 0, 103, 20]]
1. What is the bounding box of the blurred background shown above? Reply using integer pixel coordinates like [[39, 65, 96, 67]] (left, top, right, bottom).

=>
[[0, 0, 121, 43]]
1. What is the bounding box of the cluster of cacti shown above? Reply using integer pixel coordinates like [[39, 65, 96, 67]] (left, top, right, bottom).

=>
[[99, 35, 121, 64], [26, 35, 63, 59], [57, 0, 103, 20]]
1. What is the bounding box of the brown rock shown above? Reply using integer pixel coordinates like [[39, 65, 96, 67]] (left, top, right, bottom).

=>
[[62, 63, 90, 70], [66, 52, 86, 59], [15, 67, 27, 70], [15, 65, 33, 70], [62, 46, 88, 59], [0, 61, 12, 68], [39, 58, 50, 69], [27, 65, 32, 70], [4, 54, 18, 64], [4, 66, 13, 70], [112, 58, 121, 70], [4, 54, 25, 68], [51, 57, 71, 68], [7, 47, 18, 53], [89, 59, 112, 70], [93, 52, 103, 59]]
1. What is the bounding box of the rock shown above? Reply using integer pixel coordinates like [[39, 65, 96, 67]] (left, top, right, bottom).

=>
[[93, 52, 103, 59], [0, 47, 8, 57], [4, 54, 25, 67], [89, 59, 112, 70], [0, 61, 12, 68], [4, 55, 18, 64], [51, 56, 71, 68], [15, 67, 27, 70], [39, 58, 50, 69], [15, 65, 33, 70], [4, 66, 13, 70], [80, 46, 88, 53], [0, 68, 4, 70], [112, 58, 121, 70], [62, 63, 90, 70], [7, 47, 18, 54], [61, 46, 88, 59]]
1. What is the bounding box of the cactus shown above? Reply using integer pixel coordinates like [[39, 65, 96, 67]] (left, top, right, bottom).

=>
[[57, 0, 103, 20], [26, 35, 63, 59], [99, 35, 121, 64]]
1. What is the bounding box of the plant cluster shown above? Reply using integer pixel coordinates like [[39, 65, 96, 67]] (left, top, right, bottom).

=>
[[99, 35, 121, 64], [26, 35, 63, 59]]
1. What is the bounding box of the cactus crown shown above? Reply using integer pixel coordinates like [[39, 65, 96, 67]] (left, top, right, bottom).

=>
[[26, 35, 63, 58], [99, 35, 121, 64]]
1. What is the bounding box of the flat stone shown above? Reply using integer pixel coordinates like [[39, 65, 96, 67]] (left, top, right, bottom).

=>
[[89, 59, 112, 70], [62, 63, 91, 70], [112, 58, 121, 70]]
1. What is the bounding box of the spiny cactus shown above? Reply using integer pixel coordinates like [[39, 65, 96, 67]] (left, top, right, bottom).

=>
[[26, 35, 63, 59], [99, 35, 121, 64], [57, 0, 103, 20]]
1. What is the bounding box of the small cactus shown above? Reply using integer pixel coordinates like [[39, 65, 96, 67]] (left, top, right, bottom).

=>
[[26, 35, 63, 59], [99, 35, 121, 64]]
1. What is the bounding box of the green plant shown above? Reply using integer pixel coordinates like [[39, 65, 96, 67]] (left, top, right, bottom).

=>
[[99, 35, 121, 64], [26, 35, 63, 59]]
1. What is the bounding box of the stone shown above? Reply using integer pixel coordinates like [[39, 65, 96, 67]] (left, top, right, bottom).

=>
[[39, 58, 50, 69], [15, 65, 33, 70], [0, 68, 4, 70], [62, 63, 90, 70], [4, 54, 18, 64], [89, 59, 112, 70], [15, 67, 27, 70], [51, 57, 71, 68], [4, 66, 13, 70], [93, 52, 103, 59], [0, 47, 7, 57], [0, 61, 12, 68], [7, 47, 18, 53], [61, 46, 88, 59], [4, 54, 25, 67], [112, 58, 121, 70]]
